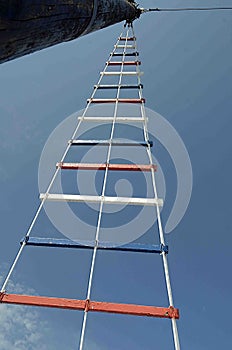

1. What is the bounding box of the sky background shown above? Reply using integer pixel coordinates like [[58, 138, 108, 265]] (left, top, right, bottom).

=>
[[0, 0, 232, 349]]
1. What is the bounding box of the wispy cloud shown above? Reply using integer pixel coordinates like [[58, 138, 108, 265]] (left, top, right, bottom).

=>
[[0, 266, 103, 350], [0, 303, 47, 350], [0, 270, 48, 350]]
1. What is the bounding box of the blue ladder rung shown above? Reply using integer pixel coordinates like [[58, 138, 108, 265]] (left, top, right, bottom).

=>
[[21, 237, 168, 254], [69, 140, 153, 147], [112, 52, 139, 57]]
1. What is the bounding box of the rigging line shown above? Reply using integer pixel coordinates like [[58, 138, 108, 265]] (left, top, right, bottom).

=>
[[78, 27, 130, 350], [0, 31, 125, 294], [132, 27, 181, 350], [145, 7, 232, 12]]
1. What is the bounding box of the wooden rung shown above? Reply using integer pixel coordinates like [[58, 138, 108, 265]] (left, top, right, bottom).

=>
[[100, 71, 143, 76], [77, 117, 144, 123], [22, 237, 168, 254], [94, 84, 143, 89], [112, 52, 139, 57], [0, 293, 179, 319], [69, 139, 152, 147], [56, 163, 157, 172], [87, 98, 145, 104], [114, 45, 135, 49], [119, 37, 135, 41], [39, 194, 163, 206], [107, 61, 141, 66]]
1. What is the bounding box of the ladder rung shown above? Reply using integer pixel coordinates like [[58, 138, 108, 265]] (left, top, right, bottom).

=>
[[112, 52, 139, 57], [95, 84, 143, 90], [21, 237, 168, 254], [40, 194, 163, 206], [57, 163, 157, 172], [0, 293, 179, 319], [115, 45, 135, 49], [119, 37, 135, 41], [107, 61, 141, 66], [100, 71, 143, 76], [77, 117, 144, 123], [69, 140, 152, 147], [87, 98, 145, 104]]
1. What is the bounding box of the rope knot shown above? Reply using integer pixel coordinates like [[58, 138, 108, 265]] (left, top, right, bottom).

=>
[[0, 292, 5, 302], [85, 299, 90, 312]]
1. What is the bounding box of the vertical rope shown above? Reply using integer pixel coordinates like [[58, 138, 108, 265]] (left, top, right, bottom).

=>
[[132, 25, 181, 350], [79, 26, 131, 350]]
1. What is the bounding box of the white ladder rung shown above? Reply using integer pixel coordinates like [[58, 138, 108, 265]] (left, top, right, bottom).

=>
[[114, 45, 136, 49], [100, 71, 143, 76], [40, 194, 163, 206], [77, 117, 145, 122]]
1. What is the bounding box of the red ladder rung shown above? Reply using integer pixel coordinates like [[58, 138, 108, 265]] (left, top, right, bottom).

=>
[[107, 61, 141, 66], [57, 163, 157, 172], [87, 98, 145, 104], [0, 293, 179, 319]]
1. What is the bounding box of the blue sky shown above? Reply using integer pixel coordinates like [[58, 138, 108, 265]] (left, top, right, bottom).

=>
[[0, 0, 232, 349]]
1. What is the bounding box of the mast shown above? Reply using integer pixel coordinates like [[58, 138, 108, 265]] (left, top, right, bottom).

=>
[[0, 0, 140, 63]]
